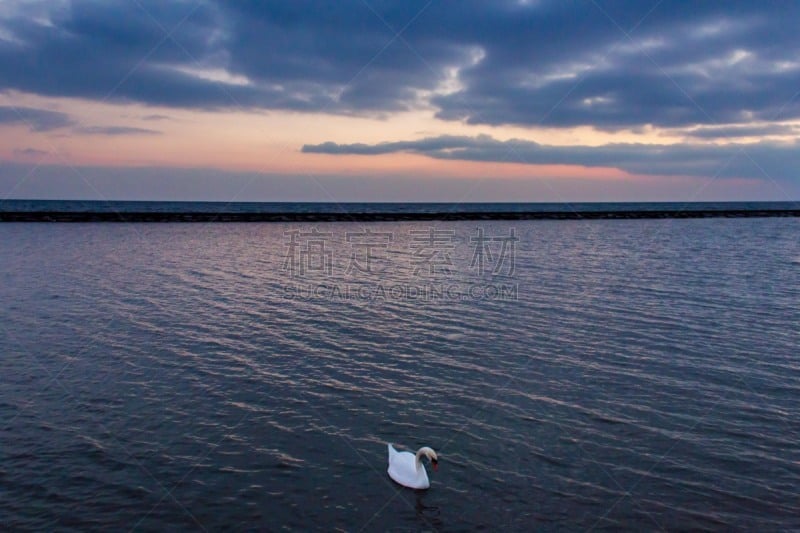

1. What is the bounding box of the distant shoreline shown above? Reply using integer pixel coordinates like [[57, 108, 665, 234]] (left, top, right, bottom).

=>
[[2, 209, 799, 222]]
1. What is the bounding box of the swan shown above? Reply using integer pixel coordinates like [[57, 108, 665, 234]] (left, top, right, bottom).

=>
[[387, 443, 438, 489]]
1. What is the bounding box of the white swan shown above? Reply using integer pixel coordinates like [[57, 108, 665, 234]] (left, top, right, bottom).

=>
[[387, 443, 438, 489]]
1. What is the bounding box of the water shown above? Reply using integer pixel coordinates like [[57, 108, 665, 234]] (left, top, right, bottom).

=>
[[1, 217, 799, 531], [2, 199, 800, 214]]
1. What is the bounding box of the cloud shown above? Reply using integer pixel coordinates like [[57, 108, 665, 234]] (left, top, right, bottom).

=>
[[0, 0, 470, 113], [0, 106, 159, 136], [74, 126, 161, 135], [430, 2, 800, 129], [0, 105, 72, 131], [13, 147, 48, 157], [1, 1, 799, 130], [302, 134, 800, 182], [682, 124, 798, 139]]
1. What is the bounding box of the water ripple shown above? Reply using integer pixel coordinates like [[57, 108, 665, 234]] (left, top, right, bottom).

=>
[[0, 219, 798, 530]]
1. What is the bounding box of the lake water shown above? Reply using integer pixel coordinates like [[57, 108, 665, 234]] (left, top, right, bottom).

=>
[[1, 217, 799, 531]]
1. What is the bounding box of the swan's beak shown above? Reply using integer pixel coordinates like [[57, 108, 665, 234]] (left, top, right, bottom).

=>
[[432, 459, 439, 471]]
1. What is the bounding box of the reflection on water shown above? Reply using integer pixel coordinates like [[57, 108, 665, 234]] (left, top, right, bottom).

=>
[[415, 493, 443, 529], [1, 218, 799, 530]]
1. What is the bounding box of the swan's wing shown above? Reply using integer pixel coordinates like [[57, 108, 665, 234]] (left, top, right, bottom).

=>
[[388, 456, 411, 484], [388, 443, 402, 468]]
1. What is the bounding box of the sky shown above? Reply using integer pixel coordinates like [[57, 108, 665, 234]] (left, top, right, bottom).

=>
[[0, 0, 799, 202]]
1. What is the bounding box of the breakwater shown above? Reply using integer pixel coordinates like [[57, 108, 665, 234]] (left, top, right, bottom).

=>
[[2, 208, 799, 222]]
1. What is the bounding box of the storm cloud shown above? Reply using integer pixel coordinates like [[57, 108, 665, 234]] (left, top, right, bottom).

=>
[[1, 1, 800, 129]]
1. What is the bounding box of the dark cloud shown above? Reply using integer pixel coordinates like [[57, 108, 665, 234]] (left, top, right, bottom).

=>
[[74, 126, 161, 135], [13, 147, 49, 157], [429, 1, 800, 129], [141, 114, 171, 121], [682, 124, 798, 139], [0, 106, 158, 136], [1, 1, 799, 130], [0, 106, 73, 131], [0, 0, 467, 112], [303, 134, 800, 182], [0, 0, 247, 108]]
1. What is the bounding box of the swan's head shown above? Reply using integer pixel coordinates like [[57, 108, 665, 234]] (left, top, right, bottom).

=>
[[417, 446, 439, 471]]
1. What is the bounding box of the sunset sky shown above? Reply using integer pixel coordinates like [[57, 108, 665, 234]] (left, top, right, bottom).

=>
[[1, 0, 799, 202]]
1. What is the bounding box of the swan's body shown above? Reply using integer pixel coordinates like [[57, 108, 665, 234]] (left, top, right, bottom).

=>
[[387, 444, 438, 489]]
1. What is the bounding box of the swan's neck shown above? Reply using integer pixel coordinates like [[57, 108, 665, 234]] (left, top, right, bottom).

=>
[[414, 447, 434, 471], [414, 449, 425, 470]]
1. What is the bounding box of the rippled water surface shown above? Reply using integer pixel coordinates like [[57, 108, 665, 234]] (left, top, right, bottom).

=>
[[2, 219, 799, 531]]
